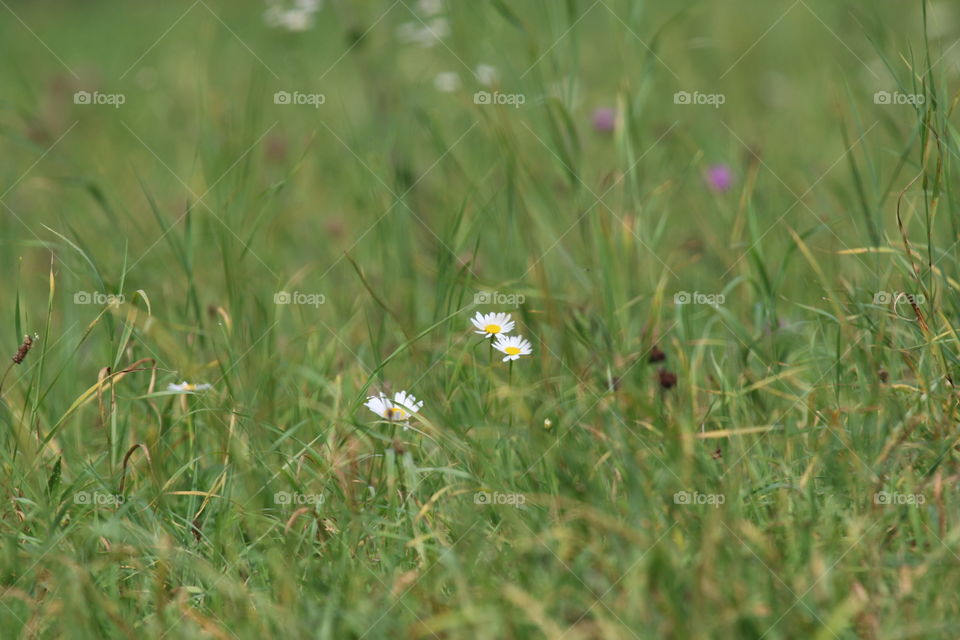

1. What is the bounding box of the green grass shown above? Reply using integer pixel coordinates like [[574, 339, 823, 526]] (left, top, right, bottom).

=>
[[1, 0, 960, 637]]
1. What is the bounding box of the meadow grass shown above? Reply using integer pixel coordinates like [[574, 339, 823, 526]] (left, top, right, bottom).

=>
[[1, 0, 959, 638]]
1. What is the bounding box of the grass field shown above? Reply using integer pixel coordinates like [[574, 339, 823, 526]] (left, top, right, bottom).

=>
[[1, 0, 960, 638]]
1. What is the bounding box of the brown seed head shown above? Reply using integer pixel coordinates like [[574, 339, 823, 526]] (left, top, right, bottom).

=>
[[12, 334, 34, 365], [658, 368, 677, 390]]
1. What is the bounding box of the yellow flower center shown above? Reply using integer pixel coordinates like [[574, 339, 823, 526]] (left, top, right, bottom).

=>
[[505, 346, 521, 355], [386, 407, 407, 419], [484, 324, 501, 334]]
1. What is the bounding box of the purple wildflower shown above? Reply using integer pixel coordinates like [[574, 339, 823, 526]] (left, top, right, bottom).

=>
[[592, 108, 616, 133], [705, 164, 734, 193]]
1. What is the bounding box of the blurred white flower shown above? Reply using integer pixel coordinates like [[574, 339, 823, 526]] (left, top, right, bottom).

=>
[[395, 23, 417, 42], [471, 312, 515, 338], [264, 6, 284, 27], [396, 18, 450, 47], [167, 382, 214, 393], [493, 335, 533, 362], [434, 72, 461, 93], [475, 64, 498, 86], [365, 391, 424, 423], [392, 390, 423, 417], [417, 0, 444, 16], [264, 0, 322, 31], [295, 0, 322, 10], [282, 9, 314, 31]]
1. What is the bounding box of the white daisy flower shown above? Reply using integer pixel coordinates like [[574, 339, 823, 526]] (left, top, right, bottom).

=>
[[364, 393, 391, 419], [392, 390, 423, 417], [470, 312, 515, 338], [493, 335, 533, 362], [364, 391, 424, 422], [167, 381, 213, 393]]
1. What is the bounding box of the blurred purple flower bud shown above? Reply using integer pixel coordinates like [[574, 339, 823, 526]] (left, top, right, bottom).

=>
[[705, 164, 734, 193], [592, 107, 616, 133]]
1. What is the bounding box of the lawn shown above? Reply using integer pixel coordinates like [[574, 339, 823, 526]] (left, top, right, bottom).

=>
[[1, 0, 959, 638]]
